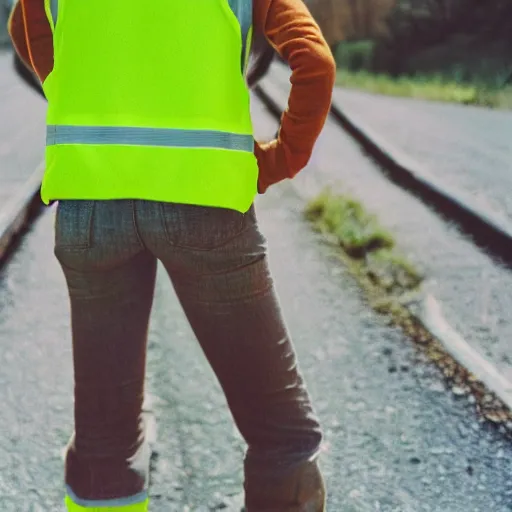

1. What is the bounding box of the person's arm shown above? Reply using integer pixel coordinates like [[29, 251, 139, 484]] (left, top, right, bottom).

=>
[[8, 0, 54, 83], [253, 0, 336, 193], [8, 1, 31, 69]]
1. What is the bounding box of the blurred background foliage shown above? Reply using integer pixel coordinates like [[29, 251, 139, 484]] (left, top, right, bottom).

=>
[[305, 0, 512, 107]]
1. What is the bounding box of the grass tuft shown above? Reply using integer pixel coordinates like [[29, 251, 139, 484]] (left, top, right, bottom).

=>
[[305, 190, 395, 259]]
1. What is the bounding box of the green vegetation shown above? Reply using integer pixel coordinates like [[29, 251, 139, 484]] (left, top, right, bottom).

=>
[[333, 40, 512, 109], [305, 189, 512, 429], [336, 70, 512, 109], [335, 41, 376, 73], [305, 189, 422, 296], [305, 191, 393, 258]]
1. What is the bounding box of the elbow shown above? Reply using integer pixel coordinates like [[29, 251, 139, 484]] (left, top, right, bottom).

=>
[[314, 46, 337, 92], [289, 38, 337, 93]]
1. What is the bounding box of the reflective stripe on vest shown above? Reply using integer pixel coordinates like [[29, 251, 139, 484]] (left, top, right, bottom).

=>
[[46, 125, 254, 152], [65, 491, 149, 511], [43, 0, 254, 151]]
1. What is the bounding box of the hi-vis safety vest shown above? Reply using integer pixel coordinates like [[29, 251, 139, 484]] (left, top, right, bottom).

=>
[[41, 0, 258, 214]]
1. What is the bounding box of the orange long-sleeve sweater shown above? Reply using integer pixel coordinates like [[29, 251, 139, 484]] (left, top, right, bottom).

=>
[[8, 0, 335, 193]]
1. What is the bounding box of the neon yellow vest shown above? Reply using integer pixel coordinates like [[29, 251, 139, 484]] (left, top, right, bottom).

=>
[[41, 0, 257, 213]]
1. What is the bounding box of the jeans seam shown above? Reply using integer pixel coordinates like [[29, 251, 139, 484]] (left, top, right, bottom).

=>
[[86, 201, 95, 248], [159, 202, 177, 247], [131, 200, 145, 249]]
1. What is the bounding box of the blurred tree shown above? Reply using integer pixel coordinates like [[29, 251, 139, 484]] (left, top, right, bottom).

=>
[[372, 0, 512, 81], [250, 0, 512, 85], [305, 0, 396, 45]]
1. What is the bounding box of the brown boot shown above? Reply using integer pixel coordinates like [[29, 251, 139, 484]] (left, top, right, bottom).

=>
[[244, 459, 326, 511]]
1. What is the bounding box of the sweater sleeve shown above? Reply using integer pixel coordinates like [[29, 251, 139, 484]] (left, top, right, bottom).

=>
[[8, 0, 54, 83], [253, 0, 336, 193], [7, 1, 31, 69]]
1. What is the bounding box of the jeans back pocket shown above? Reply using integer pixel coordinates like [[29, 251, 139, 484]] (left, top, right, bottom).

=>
[[160, 203, 251, 251], [55, 200, 95, 250]]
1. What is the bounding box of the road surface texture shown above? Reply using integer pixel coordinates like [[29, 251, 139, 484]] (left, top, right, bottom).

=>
[[1, 88, 512, 510], [332, 79, 512, 226], [261, 64, 512, 385], [0, 50, 47, 206]]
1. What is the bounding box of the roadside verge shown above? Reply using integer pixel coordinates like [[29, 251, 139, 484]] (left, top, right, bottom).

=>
[[254, 72, 512, 434], [259, 63, 512, 268]]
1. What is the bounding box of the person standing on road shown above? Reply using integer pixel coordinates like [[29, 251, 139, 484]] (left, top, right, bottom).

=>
[[8, 0, 335, 510]]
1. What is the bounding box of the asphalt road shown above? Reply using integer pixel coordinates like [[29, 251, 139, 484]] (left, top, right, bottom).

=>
[[332, 84, 512, 226], [0, 91, 511, 510], [0, 50, 47, 206], [262, 64, 512, 387]]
